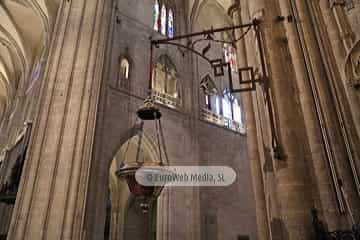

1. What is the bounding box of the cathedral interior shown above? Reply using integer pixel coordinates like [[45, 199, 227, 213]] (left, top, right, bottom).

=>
[[0, 0, 360, 239]]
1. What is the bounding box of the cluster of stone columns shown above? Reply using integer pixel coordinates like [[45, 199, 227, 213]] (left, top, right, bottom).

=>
[[231, 0, 360, 239], [6, 0, 113, 239]]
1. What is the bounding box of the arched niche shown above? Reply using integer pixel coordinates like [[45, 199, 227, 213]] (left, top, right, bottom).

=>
[[106, 133, 159, 240]]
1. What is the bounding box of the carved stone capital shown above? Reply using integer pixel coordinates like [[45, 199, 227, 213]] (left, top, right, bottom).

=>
[[345, 40, 360, 89], [228, 0, 240, 18]]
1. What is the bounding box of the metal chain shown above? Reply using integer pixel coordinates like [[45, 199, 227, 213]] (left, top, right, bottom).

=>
[[158, 119, 170, 165], [135, 121, 144, 163], [154, 116, 163, 165]]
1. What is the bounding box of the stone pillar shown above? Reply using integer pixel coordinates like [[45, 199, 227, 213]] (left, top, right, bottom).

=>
[[0, 204, 13, 237], [290, 0, 360, 224], [276, 0, 348, 230], [318, 0, 360, 150], [7, 0, 113, 239], [157, 188, 170, 240], [229, 2, 271, 240], [246, 0, 316, 238], [329, 2, 355, 51]]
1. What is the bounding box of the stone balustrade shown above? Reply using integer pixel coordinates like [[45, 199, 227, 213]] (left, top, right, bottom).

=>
[[200, 108, 245, 134]]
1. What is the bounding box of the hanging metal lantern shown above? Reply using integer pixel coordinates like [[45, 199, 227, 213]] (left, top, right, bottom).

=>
[[116, 162, 165, 198], [116, 98, 169, 213]]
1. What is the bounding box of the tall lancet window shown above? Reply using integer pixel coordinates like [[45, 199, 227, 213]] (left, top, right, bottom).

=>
[[153, 0, 160, 31], [161, 5, 167, 35], [222, 91, 233, 120], [118, 58, 130, 88], [233, 98, 243, 125], [224, 43, 238, 72], [153, 1, 175, 36], [168, 8, 174, 37]]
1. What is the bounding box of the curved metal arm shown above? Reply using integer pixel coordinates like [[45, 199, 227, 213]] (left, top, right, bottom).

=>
[[153, 41, 213, 65]]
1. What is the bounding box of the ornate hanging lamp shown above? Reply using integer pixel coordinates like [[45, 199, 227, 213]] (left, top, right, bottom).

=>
[[116, 99, 169, 213]]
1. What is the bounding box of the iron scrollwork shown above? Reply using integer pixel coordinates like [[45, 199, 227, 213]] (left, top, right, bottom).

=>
[[148, 19, 283, 159], [150, 19, 267, 93]]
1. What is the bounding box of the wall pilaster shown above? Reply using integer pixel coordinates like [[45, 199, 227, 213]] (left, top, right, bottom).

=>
[[229, 1, 271, 239], [245, 0, 317, 238], [7, 0, 113, 239]]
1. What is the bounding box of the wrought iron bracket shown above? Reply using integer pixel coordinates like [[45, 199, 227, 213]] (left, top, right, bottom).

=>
[[149, 19, 267, 93], [147, 19, 283, 159]]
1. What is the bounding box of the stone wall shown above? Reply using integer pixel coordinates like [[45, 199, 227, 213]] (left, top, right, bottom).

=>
[[346, 1, 360, 39], [90, 0, 258, 239]]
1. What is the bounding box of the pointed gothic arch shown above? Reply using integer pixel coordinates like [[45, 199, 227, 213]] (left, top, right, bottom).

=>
[[107, 131, 161, 240]]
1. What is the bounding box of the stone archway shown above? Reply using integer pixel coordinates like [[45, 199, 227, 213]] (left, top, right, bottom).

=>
[[106, 134, 159, 240]]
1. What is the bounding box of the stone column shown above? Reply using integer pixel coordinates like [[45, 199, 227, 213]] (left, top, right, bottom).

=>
[[276, 0, 348, 230], [318, 0, 360, 153], [290, 0, 360, 224], [229, 1, 271, 240], [157, 188, 170, 240], [7, 0, 113, 239], [329, 2, 355, 51], [246, 0, 316, 238]]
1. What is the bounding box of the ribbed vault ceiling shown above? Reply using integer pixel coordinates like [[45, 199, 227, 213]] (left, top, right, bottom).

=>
[[0, 0, 59, 119], [189, 0, 234, 31], [0, 0, 234, 121]]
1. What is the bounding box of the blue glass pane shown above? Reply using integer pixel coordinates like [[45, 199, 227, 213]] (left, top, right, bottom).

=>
[[222, 97, 232, 119], [211, 95, 220, 115], [168, 9, 174, 37]]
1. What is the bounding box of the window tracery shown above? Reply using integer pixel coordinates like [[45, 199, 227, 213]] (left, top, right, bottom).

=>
[[153, 1, 175, 37], [168, 8, 174, 38], [153, 0, 160, 31], [161, 5, 167, 35], [203, 88, 243, 131], [152, 55, 180, 107]]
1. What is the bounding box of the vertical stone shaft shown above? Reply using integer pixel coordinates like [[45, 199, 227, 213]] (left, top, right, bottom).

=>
[[330, 4, 355, 51], [277, 0, 347, 230], [318, 0, 360, 149], [7, 0, 112, 239], [247, 0, 315, 238], [230, 2, 271, 240], [291, 0, 360, 223]]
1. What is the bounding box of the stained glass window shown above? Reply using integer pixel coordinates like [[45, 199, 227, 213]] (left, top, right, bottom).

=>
[[120, 58, 130, 80], [161, 5, 167, 35], [168, 9, 174, 37], [210, 95, 220, 115], [222, 90, 234, 120], [224, 43, 238, 72], [222, 97, 232, 120], [154, 1, 175, 36], [233, 99, 242, 124], [153, 0, 160, 31], [205, 95, 209, 108]]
